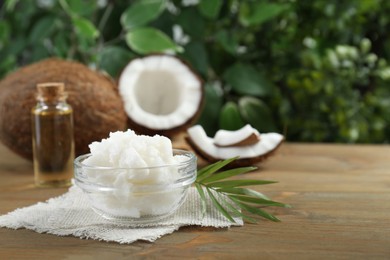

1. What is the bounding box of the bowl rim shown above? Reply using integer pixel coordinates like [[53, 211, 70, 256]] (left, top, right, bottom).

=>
[[74, 148, 197, 170]]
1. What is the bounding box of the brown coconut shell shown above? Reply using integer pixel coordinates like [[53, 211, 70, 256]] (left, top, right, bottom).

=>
[[0, 58, 127, 160]]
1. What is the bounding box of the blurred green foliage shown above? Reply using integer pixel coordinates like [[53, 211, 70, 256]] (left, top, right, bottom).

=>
[[1, 0, 390, 143]]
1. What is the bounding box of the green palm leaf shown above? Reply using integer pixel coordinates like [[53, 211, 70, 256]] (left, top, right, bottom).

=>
[[207, 179, 277, 188], [197, 157, 238, 181], [217, 192, 257, 223], [201, 166, 257, 183], [230, 198, 281, 222], [229, 195, 288, 207], [195, 183, 207, 216], [216, 187, 270, 200], [195, 157, 288, 223], [206, 187, 236, 223]]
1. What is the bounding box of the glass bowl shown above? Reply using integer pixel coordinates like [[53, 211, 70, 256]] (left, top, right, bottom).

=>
[[74, 149, 197, 224]]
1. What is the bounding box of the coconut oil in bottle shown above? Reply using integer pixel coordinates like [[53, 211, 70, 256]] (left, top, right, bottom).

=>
[[31, 82, 75, 187]]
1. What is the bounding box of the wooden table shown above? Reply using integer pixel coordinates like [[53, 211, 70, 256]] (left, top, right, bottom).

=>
[[0, 142, 389, 259]]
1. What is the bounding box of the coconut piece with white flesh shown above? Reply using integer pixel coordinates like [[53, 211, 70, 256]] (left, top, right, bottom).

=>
[[214, 124, 260, 147], [186, 125, 283, 166], [118, 55, 203, 136]]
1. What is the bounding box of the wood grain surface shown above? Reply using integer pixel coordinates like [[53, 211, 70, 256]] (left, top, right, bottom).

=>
[[0, 142, 389, 259]]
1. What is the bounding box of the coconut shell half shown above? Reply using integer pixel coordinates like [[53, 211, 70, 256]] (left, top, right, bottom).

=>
[[186, 125, 284, 167], [118, 54, 204, 137], [0, 58, 127, 160]]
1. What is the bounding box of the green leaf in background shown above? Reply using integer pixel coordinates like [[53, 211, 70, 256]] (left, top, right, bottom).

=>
[[60, 0, 96, 18], [5, 0, 19, 12], [177, 8, 205, 39], [239, 96, 277, 132], [29, 16, 56, 43], [0, 55, 16, 77], [121, 0, 166, 30], [2, 36, 26, 57], [53, 33, 69, 57], [216, 30, 239, 55], [97, 46, 135, 78], [219, 101, 246, 130], [72, 17, 99, 40], [30, 44, 50, 62], [239, 2, 290, 27], [0, 21, 10, 47], [223, 63, 273, 97], [0, 36, 25, 75], [198, 0, 223, 19], [196, 82, 224, 136], [182, 41, 208, 76], [126, 27, 182, 54]]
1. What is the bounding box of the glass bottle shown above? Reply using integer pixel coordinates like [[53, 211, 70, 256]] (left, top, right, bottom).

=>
[[31, 82, 75, 187]]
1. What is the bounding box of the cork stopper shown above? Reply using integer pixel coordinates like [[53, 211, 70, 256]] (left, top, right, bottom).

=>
[[36, 82, 67, 101]]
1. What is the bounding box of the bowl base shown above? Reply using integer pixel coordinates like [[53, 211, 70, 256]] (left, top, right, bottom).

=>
[[91, 207, 176, 225]]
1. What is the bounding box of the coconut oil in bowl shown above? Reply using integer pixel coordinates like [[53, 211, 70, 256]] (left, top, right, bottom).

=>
[[74, 149, 197, 223]]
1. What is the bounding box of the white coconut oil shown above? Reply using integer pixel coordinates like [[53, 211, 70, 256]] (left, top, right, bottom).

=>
[[82, 130, 188, 218]]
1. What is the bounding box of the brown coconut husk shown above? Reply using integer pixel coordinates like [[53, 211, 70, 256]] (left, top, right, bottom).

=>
[[0, 58, 127, 160]]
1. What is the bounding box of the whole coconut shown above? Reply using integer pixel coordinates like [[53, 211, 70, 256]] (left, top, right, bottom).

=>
[[0, 58, 127, 160]]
